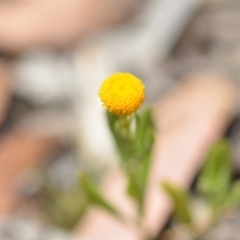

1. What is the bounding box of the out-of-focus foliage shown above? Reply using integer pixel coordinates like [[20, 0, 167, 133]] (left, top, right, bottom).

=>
[[79, 173, 124, 221], [106, 108, 155, 215], [40, 107, 155, 231], [197, 140, 232, 208], [79, 107, 155, 227], [162, 182, 192, 225], [42, 184, 88, 230], [162, 140, 240, 239]]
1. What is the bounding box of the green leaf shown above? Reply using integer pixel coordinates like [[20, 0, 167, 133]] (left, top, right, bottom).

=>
[[42, 185, 88, 230], [162, 182, 192, 224], [129, 108, 155, 214], [106, 108, 155, 216], [137, 131, 154, 214], [197, 139, 232, 204], [135, 108, 154, 153], [79, 173, 124, 221], [106, 111, 129, 163], [127, 173, 141, 201], [224, 180, 240, 208]]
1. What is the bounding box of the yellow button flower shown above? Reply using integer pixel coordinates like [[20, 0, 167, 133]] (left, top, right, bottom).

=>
[[98, 73, 145, 116]]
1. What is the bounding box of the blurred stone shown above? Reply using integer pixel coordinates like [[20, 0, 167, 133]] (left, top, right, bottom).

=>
[[44, 152, 80, 190], [202, 208, 240, 240], [13, 51, 74, 106], [0, 217, 78, 240]]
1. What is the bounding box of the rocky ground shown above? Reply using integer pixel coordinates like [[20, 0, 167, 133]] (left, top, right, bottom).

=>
[[1, 0, 240, 239]]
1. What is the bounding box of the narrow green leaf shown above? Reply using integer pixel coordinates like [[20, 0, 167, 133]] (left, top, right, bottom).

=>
[[42, 186, 87, 229], [106, 111, 129, 162], [80, 173, 124, 221], [127, 173, 141, 201], [135, 108, 154, 153], [224, 180, 240, 208], [137, 155, 151, 215], [138, 110, 154, 204], [197, 139, 232, 203], [162, 182, 192, 224], [130, 108, 155, 214]]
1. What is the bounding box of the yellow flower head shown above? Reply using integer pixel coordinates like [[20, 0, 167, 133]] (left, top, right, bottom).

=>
[[98, 73, 145, 116]]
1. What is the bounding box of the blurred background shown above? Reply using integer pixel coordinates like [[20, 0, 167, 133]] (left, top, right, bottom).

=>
[[0, 0, 240, 239]]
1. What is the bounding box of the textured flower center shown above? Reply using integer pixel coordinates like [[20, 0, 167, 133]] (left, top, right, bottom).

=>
[[98, 73, 145, 116]]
